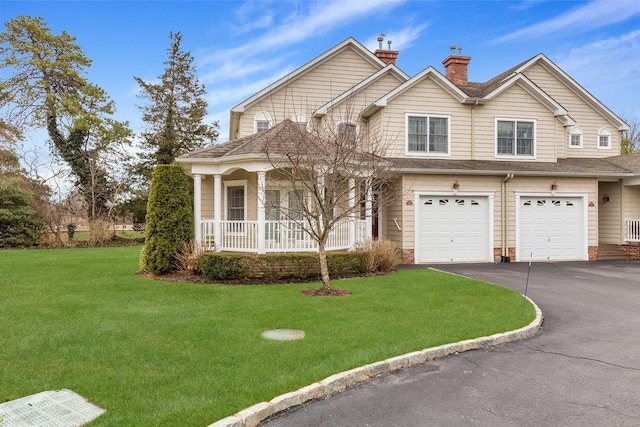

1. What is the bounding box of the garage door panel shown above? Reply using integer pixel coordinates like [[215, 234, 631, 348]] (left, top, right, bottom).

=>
[[417, 195, 490, 263], [518, 196, 584, 261]]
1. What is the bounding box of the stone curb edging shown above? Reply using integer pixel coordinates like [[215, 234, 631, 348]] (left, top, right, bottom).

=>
[[207, 297, 543, 427]]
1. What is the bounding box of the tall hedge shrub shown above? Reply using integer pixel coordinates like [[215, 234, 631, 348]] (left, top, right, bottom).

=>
[[142, 164, 193, 274]]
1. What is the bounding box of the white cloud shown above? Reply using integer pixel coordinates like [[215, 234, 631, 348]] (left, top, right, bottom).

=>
[[232, 0, 275, 35], [199, 57, 288, 85], [554, 29, 640, 116], [363, 22, 430, 52], [555, 29, 640, 83], [496, 0, 640, 43]]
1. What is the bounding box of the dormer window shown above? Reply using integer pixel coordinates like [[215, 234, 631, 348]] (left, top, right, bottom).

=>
[[598, 128, 611, 149], [254, 112, 272, 133], [569, 127, 583, 148]]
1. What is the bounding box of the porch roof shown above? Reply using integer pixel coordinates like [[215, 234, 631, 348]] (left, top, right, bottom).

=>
[[388, 156, 639, 178], [177, 119, 313, 161]]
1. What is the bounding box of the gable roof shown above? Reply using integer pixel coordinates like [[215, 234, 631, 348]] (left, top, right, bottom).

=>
[[360, 63, 570, 123], [462, 54, 627, 131], [230, 37, 387, 115], [229, 37, 389, 140], [361, 66, 471, 118], [177, 119, 309, 162], [313, 64, 409, 117]]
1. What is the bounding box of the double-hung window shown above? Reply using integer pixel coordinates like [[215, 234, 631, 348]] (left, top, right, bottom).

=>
[[407, 115, 449, 154], [225, 181, 246, 233], [496, 119, 535, 157]]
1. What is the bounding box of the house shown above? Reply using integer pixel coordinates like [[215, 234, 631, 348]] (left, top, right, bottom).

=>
[[176, 37, 640, 263]]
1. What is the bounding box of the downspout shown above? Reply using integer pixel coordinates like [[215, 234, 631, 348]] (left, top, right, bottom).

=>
[[501, 173, 514, 262], [471, 100, 479, 160]]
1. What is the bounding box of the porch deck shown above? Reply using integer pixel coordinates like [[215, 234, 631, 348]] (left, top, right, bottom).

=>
[[200, 219, 368, 253]]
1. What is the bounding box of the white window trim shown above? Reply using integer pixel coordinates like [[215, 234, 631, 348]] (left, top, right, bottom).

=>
[[223, 180, 248, 234], [292, 113, 308, 130], [569, 127, 583, 149], [494, 117, 537, 159], [405, 113, 452, 157], [597, 128, 611, 150], [254, 111, 272, 133]]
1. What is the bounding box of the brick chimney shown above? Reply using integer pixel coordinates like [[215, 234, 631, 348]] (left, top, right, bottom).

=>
[[442, 45, 471, 86], [374, 34, 399, 65]]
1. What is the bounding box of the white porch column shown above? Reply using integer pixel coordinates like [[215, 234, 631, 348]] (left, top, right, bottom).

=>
[[348, 178, 356, 249], [257, 171, 266, 254], [365, 179, 373, 240], [193, 174, 202, 247], [214, 174, 222, 251]]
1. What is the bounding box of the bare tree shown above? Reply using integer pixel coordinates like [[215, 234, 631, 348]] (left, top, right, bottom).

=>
[[620, 112, 639, 154], [262, 110, 397, 294]]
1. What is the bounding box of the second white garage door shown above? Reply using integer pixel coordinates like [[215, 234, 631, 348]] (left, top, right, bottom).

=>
[[416, 195, 491, 263], [517, 196, 586, 261]]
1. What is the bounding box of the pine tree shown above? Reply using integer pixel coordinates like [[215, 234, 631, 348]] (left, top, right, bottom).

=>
[[0, 15, 131, 220], [134, 31, 218, 174]]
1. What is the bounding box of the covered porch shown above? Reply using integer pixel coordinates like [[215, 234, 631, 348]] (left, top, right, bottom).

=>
[[189, 169, 373, 253], [176, 120, 377, 254]]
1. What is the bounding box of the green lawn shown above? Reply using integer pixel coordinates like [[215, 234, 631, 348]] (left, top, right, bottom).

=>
[[0, 246, 535, 426]]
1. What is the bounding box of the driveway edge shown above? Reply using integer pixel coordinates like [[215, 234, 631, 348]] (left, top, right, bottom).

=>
[[207, 297, 543, 427]]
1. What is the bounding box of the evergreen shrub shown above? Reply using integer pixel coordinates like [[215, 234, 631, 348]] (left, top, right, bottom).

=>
[[142, 165, 193, 274]]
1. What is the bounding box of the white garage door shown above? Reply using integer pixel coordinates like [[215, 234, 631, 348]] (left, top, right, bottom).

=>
[[517, 196, 585, 261], [417, 196, 491, 263]]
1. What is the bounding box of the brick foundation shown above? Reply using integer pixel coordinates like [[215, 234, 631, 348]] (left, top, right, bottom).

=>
[[588, 246, 598, 261], [493, 247, 515, 262], [402, 249, 415, 264], [619, 244, 640, 260]]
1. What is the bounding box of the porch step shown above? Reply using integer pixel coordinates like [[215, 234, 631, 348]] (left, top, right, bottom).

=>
[[597, 244, 629, 260]]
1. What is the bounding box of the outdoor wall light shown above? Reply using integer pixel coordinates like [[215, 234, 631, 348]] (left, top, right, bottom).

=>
[[551, 182, 558, 191], [453, 180, 460, 190], [603, 195, 610, 203]]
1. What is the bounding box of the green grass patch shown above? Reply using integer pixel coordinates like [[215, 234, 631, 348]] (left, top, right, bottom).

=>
[[0, 246, 535, 425]]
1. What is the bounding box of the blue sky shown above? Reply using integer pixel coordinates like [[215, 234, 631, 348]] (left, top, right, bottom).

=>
[[2, 0, 639, 143]]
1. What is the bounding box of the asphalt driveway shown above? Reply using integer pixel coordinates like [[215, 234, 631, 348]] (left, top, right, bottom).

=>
[[264, 261, 640, 426]]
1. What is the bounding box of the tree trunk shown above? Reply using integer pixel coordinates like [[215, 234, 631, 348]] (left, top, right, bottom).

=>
[[318, 242, 331, 291]]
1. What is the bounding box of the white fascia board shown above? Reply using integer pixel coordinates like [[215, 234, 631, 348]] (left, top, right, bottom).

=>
[[313, 64, 409, 117], [314, 65, 409, 118], [361, 67, 467, 118], [485, 74, 568, 117], [518, 54, 629, 131], [390, 167, 633, 178], [232, 38, 386, 114], [623, 176, 640, 186]]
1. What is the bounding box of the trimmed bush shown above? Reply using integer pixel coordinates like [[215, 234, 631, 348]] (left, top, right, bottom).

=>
[[142, 165, 194, 274], [198, 251, 370, 282]]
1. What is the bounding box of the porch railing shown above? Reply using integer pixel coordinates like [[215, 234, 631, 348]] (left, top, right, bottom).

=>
[[200, 219, 367, 252], [626, 219, 640, 242]]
